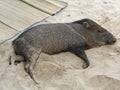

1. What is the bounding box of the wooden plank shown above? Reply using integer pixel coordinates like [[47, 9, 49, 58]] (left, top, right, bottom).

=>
[[0, 0, 48, 31], [22, 0, 61, 14], [0, 22, 17, 42], [46, 0, 66, 8]]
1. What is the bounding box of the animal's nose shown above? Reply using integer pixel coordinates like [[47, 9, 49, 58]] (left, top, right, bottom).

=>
[[112, 39, 116, 43], [110, 38, 117, 44], [107, 37, 116, 44]]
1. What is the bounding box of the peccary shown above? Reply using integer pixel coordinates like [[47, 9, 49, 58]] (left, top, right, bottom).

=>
[[12, 18, 116, 83]]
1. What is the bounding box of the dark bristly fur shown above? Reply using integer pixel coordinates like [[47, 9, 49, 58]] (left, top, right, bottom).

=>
[[12, 18, 116, 83]]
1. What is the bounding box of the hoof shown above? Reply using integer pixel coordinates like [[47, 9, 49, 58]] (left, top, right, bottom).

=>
[[82, 62, 89, 69], [24, 66, 38, 84], [14, 60, 21, 66]]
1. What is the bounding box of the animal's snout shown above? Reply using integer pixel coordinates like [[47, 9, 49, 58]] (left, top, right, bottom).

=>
[[107, 37, 116, 44], [112, 39, 116, 43]]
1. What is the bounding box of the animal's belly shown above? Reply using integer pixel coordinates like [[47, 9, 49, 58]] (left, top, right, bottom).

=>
[[41, 41, 68, 55]]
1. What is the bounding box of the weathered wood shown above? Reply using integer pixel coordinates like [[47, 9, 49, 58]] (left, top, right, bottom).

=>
[[0, 0, 48, 31], [0, 22, 17, 42], [46, 0, 66, 8], [22, 0, 61, 15], [0, 0, 66, 42]]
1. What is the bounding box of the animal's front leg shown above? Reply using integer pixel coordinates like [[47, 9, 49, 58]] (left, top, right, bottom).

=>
[[70, 47, 90, 69]]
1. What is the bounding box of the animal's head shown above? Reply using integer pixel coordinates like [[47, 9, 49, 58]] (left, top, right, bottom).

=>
[[73, 18, 116, 47]]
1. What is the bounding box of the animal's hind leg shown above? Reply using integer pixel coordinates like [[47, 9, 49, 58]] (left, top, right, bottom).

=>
[[14, 58, 24, 65], [24, 49, 41, 84], [9, 55, 24, 65]]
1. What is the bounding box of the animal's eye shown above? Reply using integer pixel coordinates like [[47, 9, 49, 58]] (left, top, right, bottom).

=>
[[97, 29, 102, 33]]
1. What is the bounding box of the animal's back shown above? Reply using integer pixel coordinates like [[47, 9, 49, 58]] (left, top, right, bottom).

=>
[[13, 23, 84, 55]]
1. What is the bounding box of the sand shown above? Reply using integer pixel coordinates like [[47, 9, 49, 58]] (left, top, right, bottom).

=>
[[0, 0, 120, 90]]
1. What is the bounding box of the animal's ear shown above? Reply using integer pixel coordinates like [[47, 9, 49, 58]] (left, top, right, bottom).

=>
[[82, 22, 91, 29]]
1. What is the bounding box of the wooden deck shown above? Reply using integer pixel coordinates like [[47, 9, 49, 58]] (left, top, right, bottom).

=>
[[0, 0, 66, 42]]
